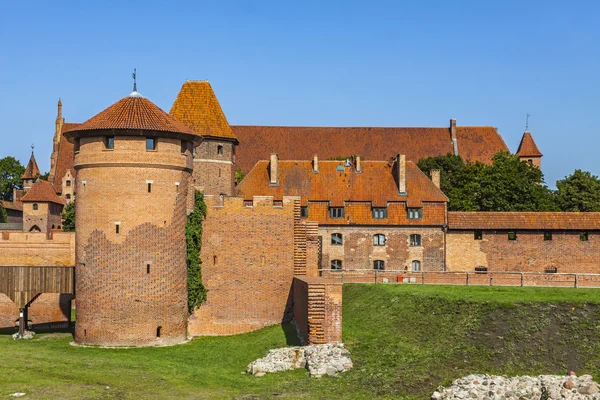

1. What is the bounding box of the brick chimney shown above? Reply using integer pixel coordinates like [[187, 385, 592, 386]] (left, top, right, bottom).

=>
[[269, 153, 279, 185], [355, 155, 362, 173], [450, 118, 459, 156], [312, 154, 319, 173], [431, 169, 441, 189], [397, 154, 407, 195]]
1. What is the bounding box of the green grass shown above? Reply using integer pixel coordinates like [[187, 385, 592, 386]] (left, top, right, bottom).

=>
[[1, 285, 600, 399]]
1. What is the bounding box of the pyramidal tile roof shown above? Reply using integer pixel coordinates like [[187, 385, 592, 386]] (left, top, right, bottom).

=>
[[20, 179, 65, 205], [516, 131, 543, 157], [169, 81, 238, 142], [22, 152, 41, 179], [69, 92, 197, 136]]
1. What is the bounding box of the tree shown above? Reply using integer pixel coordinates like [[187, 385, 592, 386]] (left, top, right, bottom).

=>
[[555, 170, 600, 212], [235, 168, 245, 184], [40, 172, 50, 180], [417, 151, 557, 211], [0, 157, 25, 201], [61, 200, 76, 231], [0, 206, 6, 223]]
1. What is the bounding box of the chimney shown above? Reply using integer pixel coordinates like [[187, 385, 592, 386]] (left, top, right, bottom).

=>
[[355, 155, 362, 173], [269, 153, 279, 185], [312, 154, 319, 173], [450, 118, 459, 156], [431, 169, 441, 189], [397, 154, 407, 195]]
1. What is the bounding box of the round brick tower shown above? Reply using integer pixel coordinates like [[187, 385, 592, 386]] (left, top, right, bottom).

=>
[[65, 90, 201, 346]]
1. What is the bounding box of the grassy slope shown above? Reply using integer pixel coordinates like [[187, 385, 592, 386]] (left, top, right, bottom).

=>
[[1, 285, 599, 399]]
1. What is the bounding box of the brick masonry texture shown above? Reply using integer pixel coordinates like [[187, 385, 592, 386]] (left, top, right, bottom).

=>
[[74, 135, 191, 346], [192, 140, 235, 196], [28, 293, 73, 327], [446, 230, 600, 273], [0, 294, 18, 328], [0, 231, 75, 266], [189, 196, 299, 336]]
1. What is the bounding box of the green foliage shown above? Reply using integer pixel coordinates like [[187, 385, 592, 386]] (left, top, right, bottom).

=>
[[61, 200, 76, 232], [418, 151, 557, 211], [186, 190, 208, 314], [0, 156, 25, 201], [555, 169, 600, 212], [0, 206, 6, 223], [235, 167, 245, 184], [40, 171, 50, 180]]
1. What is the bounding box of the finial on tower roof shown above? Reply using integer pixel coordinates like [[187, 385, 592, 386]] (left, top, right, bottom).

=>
[[132, 68, 137, 92], [525, 113, 531, 132], [31, 143, 35, 154]]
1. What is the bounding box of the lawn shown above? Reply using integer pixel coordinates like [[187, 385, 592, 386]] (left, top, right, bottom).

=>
[[1, 284, 600, 399]]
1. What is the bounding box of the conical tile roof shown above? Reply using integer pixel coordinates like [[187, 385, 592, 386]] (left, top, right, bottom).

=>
[[516, 131, 543, 157], [22, 152, 41, 179]]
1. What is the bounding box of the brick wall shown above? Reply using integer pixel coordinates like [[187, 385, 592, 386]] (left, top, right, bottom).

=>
[[28, 293, 73, 327], [0, 294, 18, 328], [0, 231, 75, 266], [189, 195, 300, 336], [292, 277, 342, 344], [318, 226, 445, 273], [447, 230, 600, 273], [192, 140, 235, 196]]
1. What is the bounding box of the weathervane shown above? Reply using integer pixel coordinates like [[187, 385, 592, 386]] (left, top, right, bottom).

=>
[[525, 113, 531, 132], [31, 144, 34, 154], [132, 68, 137, 92]]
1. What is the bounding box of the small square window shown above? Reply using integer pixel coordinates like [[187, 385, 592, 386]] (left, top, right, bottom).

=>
[[373, 234, 386, 246], [373, 260, 385, 271], [372, 207, 387, 219], [474, 230, 483, 240], [580, 232, 589, 241], [331, 259, 342, 271], [65, 194, 71, 200], [475, 266, 488, 274], [105, 136, 114, 150], [331, 233, 343, 245], [545, 266, 558, 274], [544, 231, 552, 241], [408, 208, 422, 219], [508, 231, 517, 240], [329, 207, 344, 219], [66, 180, 71, 187], [300, 206, 308, 218], [410, 234, 421, 246], [146, 138, 156, 151]]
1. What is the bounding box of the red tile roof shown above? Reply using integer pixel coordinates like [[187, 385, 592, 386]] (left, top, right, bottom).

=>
[[22, 153, 41, 179], [51, 123, 80, 193], [516, 131, 543, 157], [231, 125, 508, 174], [68, 93, 198, 136], [448, 212, 600, 230], [20, 179, 65, 205], [170, 81, 238, 142], [0, 200, 23, 212], [237, 159, 447, 207]]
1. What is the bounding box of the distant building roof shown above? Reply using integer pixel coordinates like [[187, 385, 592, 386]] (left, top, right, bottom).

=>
[[170, 81, 238, 142], [448, 212, 600, 230], [0, 200, 23, 212], [51, 122, 80, 193], [516, 131, 543, 157], [20, 179, 65, 205], [66, 92, 198, 137], [22, 152, 41, 180], [231, 125, 508, 174], [237, 158, 447, 208]]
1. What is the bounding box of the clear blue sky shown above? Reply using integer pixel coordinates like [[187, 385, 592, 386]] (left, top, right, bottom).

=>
[[1, 0, 598, 188]]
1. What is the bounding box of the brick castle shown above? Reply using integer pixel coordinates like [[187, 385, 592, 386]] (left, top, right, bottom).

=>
[[0, 80, 598, 346]]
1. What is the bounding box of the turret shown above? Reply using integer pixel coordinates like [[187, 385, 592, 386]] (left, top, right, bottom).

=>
[[65, 88, 202, 346], [516, 130, 543, 169], [22, 151, 41, 192]]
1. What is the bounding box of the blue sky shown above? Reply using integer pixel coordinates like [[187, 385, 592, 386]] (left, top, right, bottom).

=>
[[1, 0, 598, 188]]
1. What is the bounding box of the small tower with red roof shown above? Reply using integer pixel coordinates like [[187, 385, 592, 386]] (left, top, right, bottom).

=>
[[22, 150, 41, 192], [20, 178, 65, 233], [516, 130, 543, 169]]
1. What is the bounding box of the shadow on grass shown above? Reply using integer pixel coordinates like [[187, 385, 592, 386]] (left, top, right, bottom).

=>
[[281, 323, 301, 346]]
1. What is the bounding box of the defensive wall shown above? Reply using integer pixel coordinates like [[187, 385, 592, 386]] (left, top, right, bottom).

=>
[[0, 231, 75, 267]]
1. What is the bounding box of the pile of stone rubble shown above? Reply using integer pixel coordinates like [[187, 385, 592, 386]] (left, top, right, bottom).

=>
[[247, 342, 353, 378], [431, 373, 600, 399]]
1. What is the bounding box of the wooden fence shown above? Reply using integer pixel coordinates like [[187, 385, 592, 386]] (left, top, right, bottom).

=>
[[0, 266, 75, 309]]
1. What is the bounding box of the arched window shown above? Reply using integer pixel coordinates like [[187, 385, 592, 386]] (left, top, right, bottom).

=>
[[373, 234, 385, 246], [65, 194, 71, 200], [373, 260, 385, 270], [33, 203, 38, 211], [331, 233, 343, 245], [410, 234, 421, 246], [331, 259, 342, 271], [66, 180, 71, 187], [411, 260, 421, 272]]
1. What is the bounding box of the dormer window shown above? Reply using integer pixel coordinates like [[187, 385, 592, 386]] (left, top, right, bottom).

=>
[[105, 136, 114, 150], [408, 208, 422, 219], [329, 207, 344, 219], [146, 138, 156, 151], [372, 207, 387, 219]]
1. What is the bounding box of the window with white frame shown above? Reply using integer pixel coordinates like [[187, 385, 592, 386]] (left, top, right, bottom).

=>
[[331, 233, 343, 245], [411, 260, 421, 272], [331, 259, 342, 271], [410, 234, 421, 246], [373, 234, 386, 246]]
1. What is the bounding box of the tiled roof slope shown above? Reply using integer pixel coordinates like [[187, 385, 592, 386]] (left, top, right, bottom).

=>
[[237, 159, 447, 207], [20, 179, 65, 205], [52, 122, 80, 193], [231, 125, 508, 174], [22, 153, 41, 179], [169, 81, 237, 141], [70, 94, 197, 136], [516, 131, 543, 157], [0, 200, 23, 211], [448, 212, 600, 230]]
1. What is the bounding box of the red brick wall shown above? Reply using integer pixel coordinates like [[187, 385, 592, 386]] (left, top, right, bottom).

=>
[[0, 294, 18, 329], [0, 231, 75, 266], [189, 196, 299, 336], [192, 140, 235, 196], [447, 230, 600, 273], [28, 293, 73, 327], [74, 136, 192, 346]]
